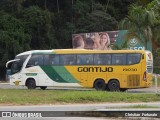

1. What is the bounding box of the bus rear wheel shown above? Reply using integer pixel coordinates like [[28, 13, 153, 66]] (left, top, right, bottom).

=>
[[40, 86, 47, 90], [107, 80, 120, 91], [94, 79, 106, 91], [26, 79, 36, 89]]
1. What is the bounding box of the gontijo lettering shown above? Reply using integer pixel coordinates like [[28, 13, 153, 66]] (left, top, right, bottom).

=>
[[78, 67, 113, 72]]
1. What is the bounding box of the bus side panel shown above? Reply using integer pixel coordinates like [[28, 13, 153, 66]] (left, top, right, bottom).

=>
[[40, 66, 82, 87], [107, 65, 142, 89], [22, 66, 41, 86]]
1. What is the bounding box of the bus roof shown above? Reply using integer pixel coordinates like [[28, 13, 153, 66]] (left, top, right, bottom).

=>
[[54, 49, 150, 54], [16, 49, 150, 56]]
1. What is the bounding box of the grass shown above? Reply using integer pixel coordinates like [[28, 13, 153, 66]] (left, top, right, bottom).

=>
[[0, 89, 160, 105]]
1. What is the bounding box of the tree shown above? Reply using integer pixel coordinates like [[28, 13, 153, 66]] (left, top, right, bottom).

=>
[[22, 6, 56, 49], [9, 0, 25, 13], [72, 1, 118, 33], [0, 0, 25, 13], [0, 12, 31, 60], [0, 12, 31, 78], [148, 0, 160, 48], [120, 0, 159, 50]]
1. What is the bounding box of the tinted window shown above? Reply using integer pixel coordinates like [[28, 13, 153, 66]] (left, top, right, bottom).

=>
[[27, 55, 43, 67], [44, 55, 50, 65], [15, 55, 29, 68], [60, 55, 76, 65], [49, 55, 59, 65], [127, 53, 141, 65], [112, 54, 127, 65], [11, 62, 21, 74], [94, 54, 111, 65], [77, 54, 93, 65]]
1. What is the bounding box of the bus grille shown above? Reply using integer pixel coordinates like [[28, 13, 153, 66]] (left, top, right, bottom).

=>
[[127, 75, 140, 87]]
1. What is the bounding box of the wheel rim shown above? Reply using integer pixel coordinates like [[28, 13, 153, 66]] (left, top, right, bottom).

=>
[[29, 82, 33, 88], [95, 80, 106, 90], [111, 82, 118, 89], [109, 80, 119, 91], [97, 82, 103, 88], [27, 80, 35, 89]]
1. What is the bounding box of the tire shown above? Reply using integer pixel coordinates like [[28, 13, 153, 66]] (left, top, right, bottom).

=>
[[94, 79, 106, 91], [107, 80, 120, 91], [40, 86, 47, 90], [26, 79, 36, 89]]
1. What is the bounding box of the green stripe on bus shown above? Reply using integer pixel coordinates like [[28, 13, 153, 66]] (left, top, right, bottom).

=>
[[54, 66, 79, 83], [26, 73, 37, 76], [40, 66, 78, 83]]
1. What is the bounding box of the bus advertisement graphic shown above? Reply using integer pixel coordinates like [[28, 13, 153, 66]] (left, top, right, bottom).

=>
[[72, 30, 152, 51]]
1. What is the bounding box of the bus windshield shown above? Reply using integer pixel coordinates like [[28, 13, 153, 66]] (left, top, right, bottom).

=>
[[11, 55, 29, 74], [11, 61, 21, 74]]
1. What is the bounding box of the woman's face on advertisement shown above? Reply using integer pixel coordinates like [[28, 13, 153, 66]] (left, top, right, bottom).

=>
[[100, 34, 108, 44]]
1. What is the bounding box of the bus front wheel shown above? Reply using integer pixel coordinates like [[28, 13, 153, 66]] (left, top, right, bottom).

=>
[[26, 79, 36, 89], [94, 79, 106, 91], [40, 86, 47, 90], [107, 80, 120, 91]]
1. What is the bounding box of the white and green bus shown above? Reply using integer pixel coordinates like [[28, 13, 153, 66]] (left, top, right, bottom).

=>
[[6, 49, 153, 91]]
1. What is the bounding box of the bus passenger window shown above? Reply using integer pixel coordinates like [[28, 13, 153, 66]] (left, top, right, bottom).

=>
[[112, 54, 127, 65], [26, 55, 43, 67], [77, 54, 93, 65], [127, 53, 141, 65], [60, 55, 76, 65], [77, 55, 85, 64], [44, 55, 50, 65], [49, 55, 59, 65], [94, 54, 111, 65], [86, 55, 93, 64], [94, 55, 101, 65]]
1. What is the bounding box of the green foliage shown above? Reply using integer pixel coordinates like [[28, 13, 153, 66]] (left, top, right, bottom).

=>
[[107, 0, 135, 21], [73, 1, 118, 33], [0, 12, 30, 66], [0, 0, 25, 13], [22, 6, 56, 49], [153, 48, 160, 74], [120, 0, 160, 49]]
